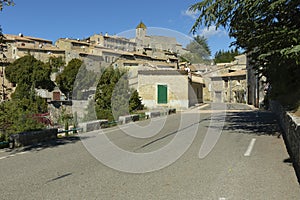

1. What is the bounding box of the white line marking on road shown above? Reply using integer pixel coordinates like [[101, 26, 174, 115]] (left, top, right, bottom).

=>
[[219, 198, 226, 200], [244, 138, 256, 156], [16, 151, 28, 155], [0, 156, 7, 160], [0, 151, 29, 160]]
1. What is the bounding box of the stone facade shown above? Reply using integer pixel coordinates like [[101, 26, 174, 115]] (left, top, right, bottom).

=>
[[0, 59, 14, 101], [4, 34, 65, 63], [138, 70, 203, 110], [133, 22, 188, 55], [1, 22, 195, 121], [210, 70, 247, 103], [198, 54, 248, 103], [89, 33, 136, 52], [246, 56, 267, 107]]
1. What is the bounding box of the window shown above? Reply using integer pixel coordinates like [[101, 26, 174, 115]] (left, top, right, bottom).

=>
[[105, 56, 110, 63], [224, 80, 228, 88], [157, 85, 168, 104]]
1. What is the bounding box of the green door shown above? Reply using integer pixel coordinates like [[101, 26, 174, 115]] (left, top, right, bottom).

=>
[[157, 85, 168, 104]]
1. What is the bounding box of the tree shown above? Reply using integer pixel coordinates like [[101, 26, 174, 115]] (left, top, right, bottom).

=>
[[0, 99, 46, 140], [0, 1, 46, 140], [0, 26, 4, 44], [1, 55, 51, 138], [5, 55, 55, 99], [190, 0, 300, 108], [182, 35, 211, 64], [56, 58, 82, 99], [95, 66, 124, 121], [47, 56, 65, 73], [95, 66, 143, 121], [0, 0, 14, 11], [214, 49, 239, 63], [129, 90, 143, 112]]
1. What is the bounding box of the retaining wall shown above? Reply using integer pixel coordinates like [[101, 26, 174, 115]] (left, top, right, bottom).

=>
[[270, 101, 300, 182], [9, 128, 58, 148], [79, 120, 108, 132]]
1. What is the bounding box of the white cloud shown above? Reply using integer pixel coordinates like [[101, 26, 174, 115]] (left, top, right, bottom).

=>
[[199, 25, 227, 38], [181, 9, 198, 19]]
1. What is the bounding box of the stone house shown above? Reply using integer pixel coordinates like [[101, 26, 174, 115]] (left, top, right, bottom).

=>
[[138, 70, 204, 110], [4, 34, 65, 63], [89, 33, 137, 52], [210, 70, 247, 103], [198, 54, 248, 102]]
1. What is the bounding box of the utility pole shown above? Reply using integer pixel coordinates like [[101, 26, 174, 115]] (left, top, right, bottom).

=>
[[0, 54, 6, 102], [229, 77, 232, 103], [0, 42, 7, 102], [1, 63, 4, 101]]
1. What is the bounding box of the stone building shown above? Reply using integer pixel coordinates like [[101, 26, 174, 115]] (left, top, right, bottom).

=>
[[2, 22, 194, 111], [4, 34, 65, 63], [55, 37, 134, 70], [138, 70, 204, 110], [198, 54, 248, 103], [133, 22, 188, 55], [246, 56, 267, 107], [89, 33, 136, 52], [1, 34, 65, 101], [210, 70, 247, 103]]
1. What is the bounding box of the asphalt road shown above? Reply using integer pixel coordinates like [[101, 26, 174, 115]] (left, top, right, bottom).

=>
[[0, 103, 299, 200]]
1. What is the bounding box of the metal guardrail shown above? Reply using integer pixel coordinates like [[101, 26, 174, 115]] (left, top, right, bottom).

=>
[[57, 127, 83, 134], [0, 141, 9, 148]]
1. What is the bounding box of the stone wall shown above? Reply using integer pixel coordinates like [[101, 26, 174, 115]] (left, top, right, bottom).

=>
[[270, 101, 300, 182], [138, 71, 189, 110], [79, 120, 108, 132], [9, 129, 58, 148]]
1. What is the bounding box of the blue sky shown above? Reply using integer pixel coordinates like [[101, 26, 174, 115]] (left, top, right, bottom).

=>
[[0, 0, 234, 57]]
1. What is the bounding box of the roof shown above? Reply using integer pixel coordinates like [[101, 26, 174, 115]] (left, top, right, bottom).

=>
[[136, 21, 147, 29], [4, 34, 33, 42], [79, 52, 104, 60], [138, 70, 186, 76], [211, 70, 247, 78], [103, 35, 134, 43], [70, 40, 90, 46], [17, 45, 65, 53], [220, 70, 246, 77], [100, 47, 131, 56], [191, 75, 204, 84], [25, 36, 52, 44], [57, 38, 90, 46], [4, 34, 52, 44]]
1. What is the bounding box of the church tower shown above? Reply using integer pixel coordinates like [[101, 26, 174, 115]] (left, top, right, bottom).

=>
[[136, 21, 147, 40]]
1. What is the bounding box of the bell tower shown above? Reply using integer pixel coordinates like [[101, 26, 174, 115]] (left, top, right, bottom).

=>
[[136, 21, 147, 40]]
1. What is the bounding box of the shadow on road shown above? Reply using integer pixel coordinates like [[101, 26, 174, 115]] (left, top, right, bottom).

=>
[[5, 135, 92, 153], [222, 110, 281, 136]]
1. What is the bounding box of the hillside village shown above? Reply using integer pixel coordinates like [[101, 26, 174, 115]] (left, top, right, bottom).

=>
[[0, 22, 265, 124]]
